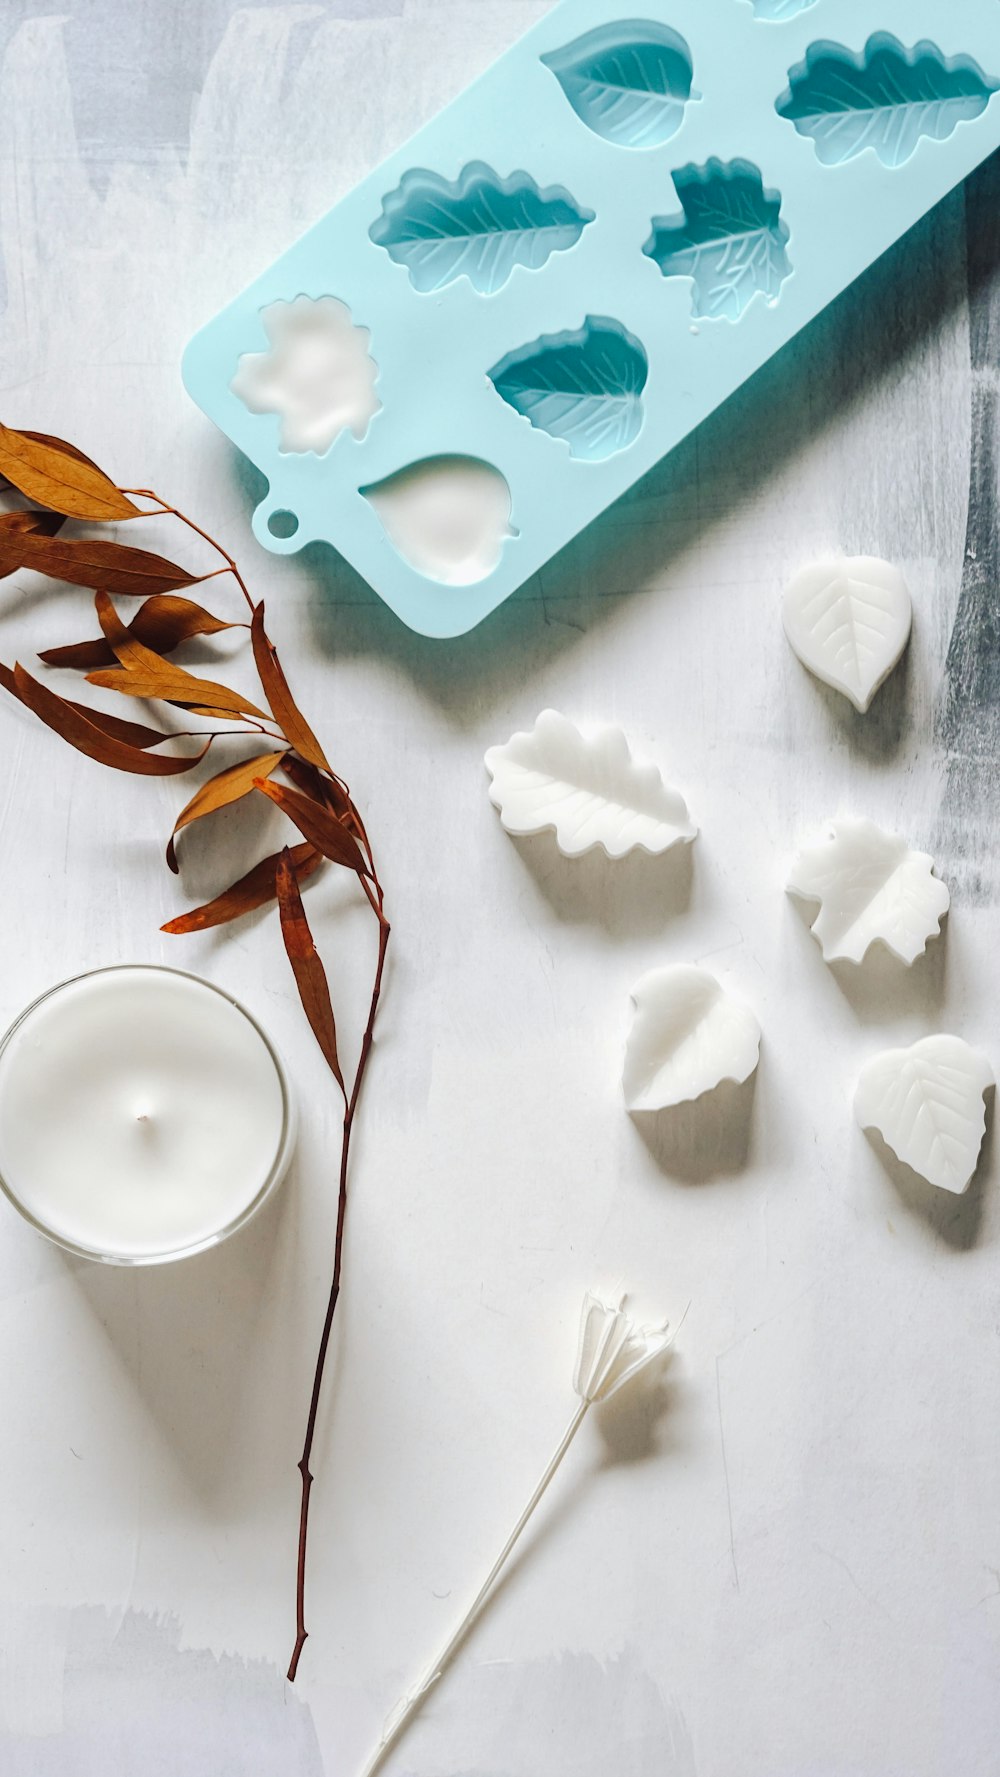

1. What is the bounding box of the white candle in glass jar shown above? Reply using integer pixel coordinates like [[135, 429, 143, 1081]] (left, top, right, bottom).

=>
[[0, 966, 294, 1264]]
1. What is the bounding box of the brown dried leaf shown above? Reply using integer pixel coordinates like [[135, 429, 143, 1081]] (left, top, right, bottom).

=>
[[251, 603, 331, 772], [276, 849, 344, 1089], [0, 509, 64, 539], [88, 591, 269, 720], [254, 776, 370, 876], [40, 594, 237, 670], [167, 748, 287, 872], [0, 423, 139, 521], [63, 700, 174, 750], [0, 508, 66, 579], [162, 842, 322, 934], [1, 661, 170, 749], [282, 753, 367, 850], [87, 666, 269, 721], [15, 533, 200, 597], [5, 661, 211, 775]]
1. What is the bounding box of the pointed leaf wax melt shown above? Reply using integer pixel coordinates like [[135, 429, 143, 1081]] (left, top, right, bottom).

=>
[[484, 710, 696, 859], [788, 818, 950, 966], [855, 1035, 994, 1193], [623, 966, 761, 1111], [782, 556, 912, 712]]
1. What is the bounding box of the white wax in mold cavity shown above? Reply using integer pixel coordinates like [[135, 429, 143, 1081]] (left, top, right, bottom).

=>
[[362, 455, 514, 585], [0, 968, 289, 1260]]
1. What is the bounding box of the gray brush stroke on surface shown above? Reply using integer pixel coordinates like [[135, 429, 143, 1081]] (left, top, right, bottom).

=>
[[937, 151, 1000, 901], [0, 1607, 323, 1776]]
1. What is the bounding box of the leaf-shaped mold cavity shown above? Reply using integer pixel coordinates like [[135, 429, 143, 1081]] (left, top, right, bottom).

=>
[[488, 317, 648, 461], [484, 709, 696, 859], [749, 0, 817, 19], [776, 35, 998, 168], [643, 159, 791, 322], [787, 817, 950, 966], [361, 456, 515, 586], [368, 163, 593, 295], [623, 966, 761, 1112], [541, 19, 696, 149], [231, 296, 380, 454], [855, 1035, 994, 1194]]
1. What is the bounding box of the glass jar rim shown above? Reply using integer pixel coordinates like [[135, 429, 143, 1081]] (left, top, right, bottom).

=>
[[0, 963, 296, 1267]]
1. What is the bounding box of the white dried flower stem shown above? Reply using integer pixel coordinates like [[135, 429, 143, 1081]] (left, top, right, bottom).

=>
[[358, 1399, 590, 1777]]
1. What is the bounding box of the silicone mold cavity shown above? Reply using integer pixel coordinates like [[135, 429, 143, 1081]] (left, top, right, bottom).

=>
[[644, 160, 791, 322], [369, 163, 593, 295], [361, 455, 515, 586], [541, 18, 696, 148], [231, 296, 380, 454], [777, 35, 998, 167], [749, 0, 818, 19], [489, 317, 648, 461]]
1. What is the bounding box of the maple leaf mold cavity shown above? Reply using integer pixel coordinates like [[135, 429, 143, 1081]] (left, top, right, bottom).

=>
[[644, 159, 792, 323]]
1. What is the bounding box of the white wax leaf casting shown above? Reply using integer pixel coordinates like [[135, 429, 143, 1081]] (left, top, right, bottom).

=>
[[623, 965, 760, 1111], [783, 556, 912, 712], [362, 455, 514, 586], [231, 296, 380, 453], [484, 710, 696, 859], [788, 817, 950, 965], [855, 1034, 994, 1194]]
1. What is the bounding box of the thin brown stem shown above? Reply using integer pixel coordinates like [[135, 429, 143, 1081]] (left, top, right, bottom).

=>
[[287, 898, 390, 1682], [121, 488, 257, 615]]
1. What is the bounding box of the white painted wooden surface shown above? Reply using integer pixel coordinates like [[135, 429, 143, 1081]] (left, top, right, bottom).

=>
[[1, 5, 999, 1773]]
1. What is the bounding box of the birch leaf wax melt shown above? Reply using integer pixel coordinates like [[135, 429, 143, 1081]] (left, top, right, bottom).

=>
[[855, 1035, 994, 1194]]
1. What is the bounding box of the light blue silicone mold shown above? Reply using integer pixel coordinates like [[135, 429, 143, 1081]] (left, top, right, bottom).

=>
[[182, 0, 1000, 638]]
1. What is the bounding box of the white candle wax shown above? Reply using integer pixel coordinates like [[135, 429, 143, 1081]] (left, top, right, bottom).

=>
[[0, 967, 293, 1263]]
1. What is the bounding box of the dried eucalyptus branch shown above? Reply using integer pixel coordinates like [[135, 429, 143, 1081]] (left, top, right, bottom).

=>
[[0, 419, 389, 1680]]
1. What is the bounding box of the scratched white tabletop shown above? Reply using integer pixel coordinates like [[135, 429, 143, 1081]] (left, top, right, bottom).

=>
[[1, 5, 999, 1774]]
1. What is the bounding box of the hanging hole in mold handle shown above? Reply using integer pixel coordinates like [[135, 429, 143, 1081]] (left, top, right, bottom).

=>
[[361, 456, 517, 587], [254, 500, 302, 553]]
